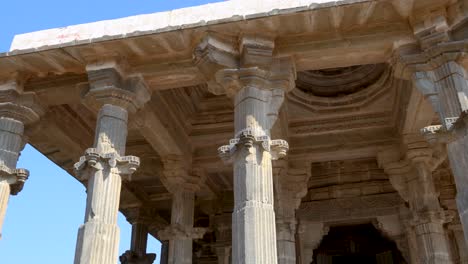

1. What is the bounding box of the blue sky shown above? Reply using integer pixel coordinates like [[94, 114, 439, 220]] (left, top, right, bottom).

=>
[[0, 1, 224, 263]]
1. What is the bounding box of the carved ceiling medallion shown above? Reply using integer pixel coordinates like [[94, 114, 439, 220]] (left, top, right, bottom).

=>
[[296, 64, 387, 97]]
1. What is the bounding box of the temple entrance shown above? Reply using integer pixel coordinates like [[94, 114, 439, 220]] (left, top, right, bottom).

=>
[[312, 224, 406, 264]]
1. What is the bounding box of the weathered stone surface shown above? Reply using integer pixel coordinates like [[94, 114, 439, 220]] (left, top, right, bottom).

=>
[[0, 0, 467, 263]]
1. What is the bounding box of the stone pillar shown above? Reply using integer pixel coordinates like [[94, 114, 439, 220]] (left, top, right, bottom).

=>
[[0, 80, 43, 239], [160, 241, 169, 264], [449, 224, 468, 264], [297, 222, 328, 264], [273, 161, 310, 264], [379, 145, 453, 263], [158, 159, 207, 264], [169, 190, 195, 264], [74, 63, 150, 264], [409, 49, 468, 245], [212, 214, 232, 264], [430, 61, 468, 245], [120, 208, 157, 264], [196, 35, 295, 264]]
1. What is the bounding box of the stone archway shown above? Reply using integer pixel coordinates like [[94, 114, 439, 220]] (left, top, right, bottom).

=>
[[312, 224, 407, 264]]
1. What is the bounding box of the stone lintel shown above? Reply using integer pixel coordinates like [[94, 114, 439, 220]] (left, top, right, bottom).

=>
[[157, 225, 207, 241]]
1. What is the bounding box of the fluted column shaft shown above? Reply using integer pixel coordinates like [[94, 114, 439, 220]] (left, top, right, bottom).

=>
[[410, 163, 452, 264], [74, 104, 131, 264], [412, 217, 452, 264], [0, 117, 24, 238], [168, 190, 195, 264], [232, 86, 279, 264], [276, 223, 296, 264], [452, 227, 468, 264], [431, 61, 468, 244], [131, 223, 149, 257], [276, 204, 296, 264]]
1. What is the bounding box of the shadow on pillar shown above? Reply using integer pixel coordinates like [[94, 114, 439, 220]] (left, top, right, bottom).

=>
[[312, 224, 406, 264]]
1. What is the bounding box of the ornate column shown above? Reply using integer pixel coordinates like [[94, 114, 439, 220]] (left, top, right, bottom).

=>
[[273, 161, 310, 264], [297, 221, 329, 264], [0, 80, 43, 238], [158, 157, 206, 264], [212, 214, 231, 264], [378, 143, 453, 263], [74, 63, 150, 264], [394, 12, 468, 244], [195, 34, 295, 264], [120, 208, 157, 264]]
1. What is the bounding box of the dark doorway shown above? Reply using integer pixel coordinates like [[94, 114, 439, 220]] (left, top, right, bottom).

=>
[[312, 224, 406, 264]]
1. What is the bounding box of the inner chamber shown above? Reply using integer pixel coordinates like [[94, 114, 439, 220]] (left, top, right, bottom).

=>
[[312, 224, 406, 264]]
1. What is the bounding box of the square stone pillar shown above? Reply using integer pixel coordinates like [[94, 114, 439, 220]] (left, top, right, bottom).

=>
[[273, 161, 310, 264]]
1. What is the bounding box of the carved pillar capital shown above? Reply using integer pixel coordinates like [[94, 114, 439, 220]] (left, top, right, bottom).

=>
[[160, 155, 205, 193], [0, 79, 44, 194], [84, 61, 151, 113], [194, 34, 296, 97], [120, 251, 156, 264]]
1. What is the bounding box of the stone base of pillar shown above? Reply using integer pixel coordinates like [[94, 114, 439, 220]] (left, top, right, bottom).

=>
[[120, 251, 156, 264], [74, 221, 120, 264]]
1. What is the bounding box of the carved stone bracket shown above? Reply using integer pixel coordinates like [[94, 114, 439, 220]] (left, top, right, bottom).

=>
[[84, 62, 151, 113], [421, 110, 468, 143], [0, 163, 28, 195], [160, 155, 206, 193], [218, 128, 288, 163], [158, 224, 207, 241], [74, 147, 140, 181], [119, 251, 156, 264]]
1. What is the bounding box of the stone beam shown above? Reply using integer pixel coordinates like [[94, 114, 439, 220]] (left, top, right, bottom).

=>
[[131, 108, 183, 157]]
